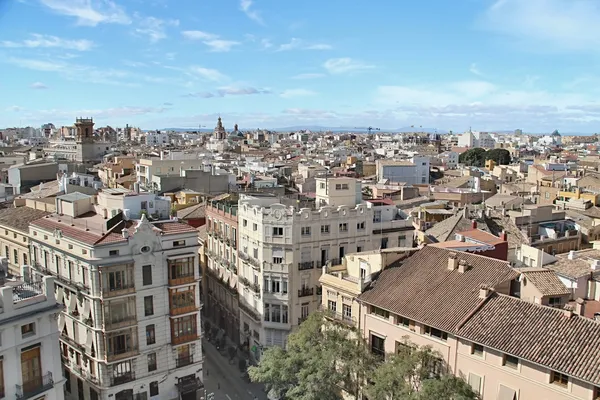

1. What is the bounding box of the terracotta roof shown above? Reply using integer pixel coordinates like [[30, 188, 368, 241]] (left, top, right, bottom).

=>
[[547, 249, 600, 280], [177, 203, 206, 220], [0, 206, 51, 232], [518, 268, 570, 296], [457, 228, 505, 245], [32, 216, 120, 246], [358, 246, 518, 332], [456, 293, 600, 385]]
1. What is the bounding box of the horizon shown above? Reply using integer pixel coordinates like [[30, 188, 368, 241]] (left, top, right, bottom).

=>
[[1, 0, 599, 132]]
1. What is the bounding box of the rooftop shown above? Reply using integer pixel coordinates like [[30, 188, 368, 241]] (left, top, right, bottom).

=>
[[0, 206, 51, 232], [546, 249, 600, 280]]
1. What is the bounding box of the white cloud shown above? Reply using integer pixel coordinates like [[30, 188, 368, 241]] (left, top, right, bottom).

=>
[[182, 31, 240, 52], [38, 0, 131, 26], [0, 34, 94, 51], [6, 106, 23, 112], [261, 38, 273, 49], [189, 66, 228, 82], [31, 82, 49, 89], [240, 0, 263, 25], [291, 73, 325, 80], [216, 86, 271, 96], [479, 0, 600, 52], [280, 89, 317, 98], [323, 58, 374, 74], [134, 15, 179, 42], [276, 38, 332, 51], [469, 63, 483, 76]]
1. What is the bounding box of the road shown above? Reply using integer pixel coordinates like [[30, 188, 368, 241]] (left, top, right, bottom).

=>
[[202, 338, 270, 400]]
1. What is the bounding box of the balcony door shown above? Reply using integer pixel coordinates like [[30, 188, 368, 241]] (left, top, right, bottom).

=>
[[21, 345, 42, 393]]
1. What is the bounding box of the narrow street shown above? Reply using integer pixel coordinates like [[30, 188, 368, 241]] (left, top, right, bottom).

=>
[[202, 338, 270, 400]]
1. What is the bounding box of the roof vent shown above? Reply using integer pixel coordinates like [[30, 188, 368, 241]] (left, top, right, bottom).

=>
[[479, 284, 491, 299], [448, 252, 458, 271], [458, 260, 469, 273], [568, 250, 576, 260], [592, 260, 600, 271], [563, 304, 575, 318]]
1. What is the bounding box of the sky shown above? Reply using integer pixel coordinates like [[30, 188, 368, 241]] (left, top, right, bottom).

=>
[[1, 0, 600, 133]]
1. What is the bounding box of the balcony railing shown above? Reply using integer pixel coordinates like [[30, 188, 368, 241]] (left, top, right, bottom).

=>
[[168, 274, 196, 286], [176, 377, 204, 394], [104, 314, 137, 331], [106, 347, 139, 363], [327, 311, 357, 326], [298, 287, 314, 297], [176, 354, 194, 368], [102, 283, 135, 298], [12, 280, 44, 302], [170, 303, 198, 316], [172, 331, 199, 346], [16, 372, 54, 400], [110, 372, 135, 387], [298, 261, 314, 271], [239, 301, 261, 322]]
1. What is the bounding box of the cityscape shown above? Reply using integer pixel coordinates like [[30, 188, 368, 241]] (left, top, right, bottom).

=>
[[2, 1, 600, 400]]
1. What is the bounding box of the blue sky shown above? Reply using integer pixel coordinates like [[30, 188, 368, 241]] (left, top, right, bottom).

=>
[[1, 0, 600, 132]]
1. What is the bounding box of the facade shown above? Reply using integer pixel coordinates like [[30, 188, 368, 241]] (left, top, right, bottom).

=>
[[0, 267, 65, 400], [204, 194, 240, 345], [29, 194, 203, 400], [376, 157, 430, 185], [235, 177, 414, 361]]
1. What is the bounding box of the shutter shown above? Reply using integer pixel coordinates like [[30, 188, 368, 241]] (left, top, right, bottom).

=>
[[468, 373, 482, 394], [272, 248, 284, 258]]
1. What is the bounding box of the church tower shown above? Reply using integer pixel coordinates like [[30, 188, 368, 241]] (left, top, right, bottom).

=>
[[214, 117, 226, 140], [75, 117, 95, 162]]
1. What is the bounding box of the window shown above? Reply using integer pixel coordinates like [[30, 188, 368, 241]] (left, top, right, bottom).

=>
[[243, 219, 247, 227], [173, 240, 185, 247], [339, 223, 348, 232], [109, 250, 119, 256], [144, 296, 154, 316], [141, 245, 151, 253], [335, 183, 349, 190], [550, 371, 568, 387], [357, 222, 365, 230], [370, 306, 389, 319], [148, 353, 157, 371], [301, 226, 311, 236], [321, 225, 330, 234], [471, 343, 484, 356], [342, 304, 352, 321], [370, 333, 385, 357], [468, 373, 482, 395], [271, 304, 281, 323], [282, 279, 288, 294], [272, 227, 283, 236], [273, 257, 283, 264], [142, 265, 152, 286], [301, 303, 309, 319], [548, 297, 562, 308], [253, 223, 257, 231], [503, 354, 519, 369], [64, 368, 71, 393], [264, 304, 270, 322], [23, 253, 27, 265], [141, 201, 148, 210], [13, 249, 18, 264], [424, 326, 448, 341], [150, 381, 159, 396], [21, 323, 35, 337], [146, 325, 156, 345], [328, 300, 337, 312]]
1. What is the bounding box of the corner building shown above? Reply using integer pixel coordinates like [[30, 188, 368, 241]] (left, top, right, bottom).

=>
[[29, 193, 203, 400]]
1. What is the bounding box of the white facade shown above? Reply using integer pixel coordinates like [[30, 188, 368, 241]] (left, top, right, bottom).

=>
[[458, 131, 496, 149], [29, 210, 203, 400], [0, 267, 65, 400], [376, 157, 430, 185], [145, 131, 170, 146]]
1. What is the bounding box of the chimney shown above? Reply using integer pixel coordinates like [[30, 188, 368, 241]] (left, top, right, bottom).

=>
[[592, 260, 600, 271], [122, 228, 129, 239], [458, 260, 469, 273], [471, 220, 477, 229], [568, 250, 576, 260], [500, 230, 507, 242], [462, 207, 469, 218], [574, 298, 585, 316], [563, 304, 574, 318], [479, 284, 491, 299], [448, 252, 458, 271]]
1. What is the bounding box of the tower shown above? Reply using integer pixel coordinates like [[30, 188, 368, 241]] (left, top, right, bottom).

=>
[[214, 117, 226, 140], [74, 117, 95, 162]]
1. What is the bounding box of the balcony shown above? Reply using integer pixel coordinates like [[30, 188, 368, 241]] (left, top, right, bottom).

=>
[[170, 303, 198, 317], [327, 311, 357, 326], [239, 301, 261, 323], [298, 261, 314, 271], [176, 377, 204, 395], [106, 347, 139, 363], [168, 273, 196, 287], [298, 287, 314, 297], [110, 372, 135, 387], [104, 314, 137, 331], [172, 331, 198, 346], [176, 354, 194, 368], [16, 372, 54, 400], [102, 283, 135, 298]]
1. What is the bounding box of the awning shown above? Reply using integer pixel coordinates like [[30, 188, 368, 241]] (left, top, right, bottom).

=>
[[85, 330, 94, 351], [82, 298, 91, 318], [68, 292, 76, 312], [272, 248, 284, 258], [497, 385, 516, 400], [55, 287, 63, 304], [58, 314, 66, 333]]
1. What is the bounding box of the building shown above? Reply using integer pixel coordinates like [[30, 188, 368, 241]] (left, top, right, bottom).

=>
[[376, 157, 430, 185], [234, 177, 413, 362], [203, 193, 240, 345], [0, 265, 65, 400], [458, 130, 496, 149], [29, 192, 204, 400]]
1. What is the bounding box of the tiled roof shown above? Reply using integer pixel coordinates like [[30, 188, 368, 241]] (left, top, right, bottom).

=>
[[456, 293, 600, 385], [518, 268, 570, 296], [0, 206, 51, 232], [177, 204, 206, 220], [546, 249, 600, 280], [358, 246, 518, 332], [32, 216, 117, 245]]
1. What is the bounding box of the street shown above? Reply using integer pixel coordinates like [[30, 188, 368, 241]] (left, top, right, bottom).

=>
[[202, 338, 270, 400]]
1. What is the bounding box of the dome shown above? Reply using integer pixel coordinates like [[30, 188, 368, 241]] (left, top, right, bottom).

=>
[[551, 129, 561, 137]]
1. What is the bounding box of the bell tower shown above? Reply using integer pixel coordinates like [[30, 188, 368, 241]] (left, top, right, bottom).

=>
[[75, 117, 95, 143]]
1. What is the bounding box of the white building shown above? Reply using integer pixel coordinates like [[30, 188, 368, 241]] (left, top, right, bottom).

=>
[[29, 193, 203, 400], [438, 151, 459, 169], [0, 264, 65, 400], [234, 177, 413, 361], [144, 131, 170, 147], [376, 157, 430, 185], [458, 130, 496, 149]]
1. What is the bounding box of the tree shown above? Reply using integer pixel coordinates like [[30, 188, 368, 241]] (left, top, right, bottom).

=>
[[248, 312, 374, 400], [458, 148, 486, 167], [366, 344, 479, 400], [484, 148, 511, 165]]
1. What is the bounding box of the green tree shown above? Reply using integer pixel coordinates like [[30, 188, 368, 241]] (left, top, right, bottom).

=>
[[484, 148, 511, 165], [458, 148, 487, 167], [248, 312, 374, 400], [366, 344, 479, 400]]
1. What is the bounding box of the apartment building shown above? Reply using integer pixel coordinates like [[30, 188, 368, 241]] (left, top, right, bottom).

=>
[[204, 193, 240, 345], [352, 246, 600, 400], [0, 265, 64, 400], [136, 154, 204, 190], [29, 191, 203, 400], [376, 157, 430, 185], [235, 177, 413, 361], [0, 205, 50, 276]]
